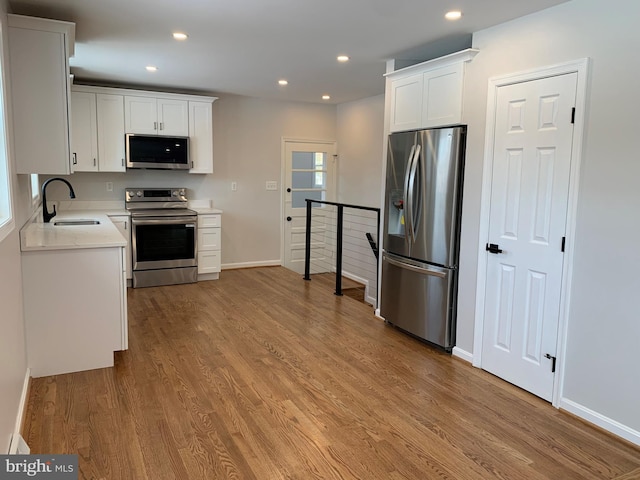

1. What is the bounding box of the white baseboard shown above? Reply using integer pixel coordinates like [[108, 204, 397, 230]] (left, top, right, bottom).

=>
[[9, 369, 31, 453], [374, 309, 384, 321], [222, 260, 281, 270], [559, 397, 640, 447], [452, 347, 473, 363]]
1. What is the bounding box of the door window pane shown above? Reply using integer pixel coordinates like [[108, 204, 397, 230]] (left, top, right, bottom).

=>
[[292, 190, 324, 208], [292, 151, 314, 169]]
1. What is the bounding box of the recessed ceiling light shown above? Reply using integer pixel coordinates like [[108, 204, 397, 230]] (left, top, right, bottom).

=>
[[322, 95, 331, 100], [337, 55, 350, 63], [145, 65, 158, 72], [173, 32, 188, 40], [445, 10, 462, 20], [278, 79, 288, 86]]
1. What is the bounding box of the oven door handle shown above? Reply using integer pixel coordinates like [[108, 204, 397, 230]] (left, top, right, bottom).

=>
[[132, 217, 197, 226]]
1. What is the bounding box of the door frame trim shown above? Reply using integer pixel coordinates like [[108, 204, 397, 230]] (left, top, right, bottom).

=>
[[280, 137, 337, 268], [472, 58, 590, 407]]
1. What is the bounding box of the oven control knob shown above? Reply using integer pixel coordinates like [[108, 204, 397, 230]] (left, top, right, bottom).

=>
[[172, 191, 178, 196], [136, 191, 142, 197]]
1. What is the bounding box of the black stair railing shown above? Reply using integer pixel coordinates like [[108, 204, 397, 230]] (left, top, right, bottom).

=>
[[303, 199, 380, 298]]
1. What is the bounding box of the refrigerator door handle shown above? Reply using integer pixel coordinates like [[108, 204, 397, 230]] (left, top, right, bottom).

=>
[[407, 144, 421, 244], [402, 144, 416, 245], [384, 254, 447, 278]]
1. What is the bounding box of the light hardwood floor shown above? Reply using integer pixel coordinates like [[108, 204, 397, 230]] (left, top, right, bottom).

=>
[[23, 267, 640, 479]]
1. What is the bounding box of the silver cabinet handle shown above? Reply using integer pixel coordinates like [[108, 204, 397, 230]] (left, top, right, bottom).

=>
[[122, 158, 125, 167], [72, 152, 77, 165], [160, 122, 164, 130], [153, 121, 157, 130], [93, 158, 97, 167]]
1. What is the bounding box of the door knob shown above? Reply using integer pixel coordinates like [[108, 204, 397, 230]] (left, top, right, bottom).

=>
[[287, 187, 292, 193], [486, 243, 503, 254], [286, 216, 292, 221]]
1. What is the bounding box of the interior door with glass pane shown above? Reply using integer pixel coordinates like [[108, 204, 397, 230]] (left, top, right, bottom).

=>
[[283, 141, 336, 274]]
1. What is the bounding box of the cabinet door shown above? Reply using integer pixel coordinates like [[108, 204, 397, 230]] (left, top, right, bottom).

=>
[[198, 250, 221, 274], [389, 73, 423, 133], [422, 63, 464, 128], [158, 99, 189, 136], [188, 101, 213, 173], [9, 24, 72, 174], [198, 228, 221, 251], [96, 94, 126, 172], [70, 91, 98, 171], [124, 96, 158, 134]]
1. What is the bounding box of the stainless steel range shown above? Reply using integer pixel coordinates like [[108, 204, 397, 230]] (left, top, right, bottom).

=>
[[126, 188, 198, 288]]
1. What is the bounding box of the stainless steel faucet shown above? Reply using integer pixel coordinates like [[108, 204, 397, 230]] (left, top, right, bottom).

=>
[[41, 177, 76, 223]]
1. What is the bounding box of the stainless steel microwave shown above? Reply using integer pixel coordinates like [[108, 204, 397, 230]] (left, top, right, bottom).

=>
[[125, 134, 190, 170]]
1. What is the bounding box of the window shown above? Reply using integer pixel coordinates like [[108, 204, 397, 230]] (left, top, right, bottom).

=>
[[0, 23, 14, 242], [30, 174, 39, 206]]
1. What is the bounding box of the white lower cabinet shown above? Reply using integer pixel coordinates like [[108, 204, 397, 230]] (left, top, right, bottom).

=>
[[198, 213, 222, 278], [22, 247, 127, 377]]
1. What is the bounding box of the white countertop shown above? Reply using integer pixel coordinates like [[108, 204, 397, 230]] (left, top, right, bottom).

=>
[[21, 211, 127, 252], [190, 207, 223, 215]]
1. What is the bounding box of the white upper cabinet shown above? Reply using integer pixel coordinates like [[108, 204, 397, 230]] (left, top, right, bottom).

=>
[[8, 15, 75, 174], [71, 92, 125, 172], [389, 73, 424, 133], [96, 94, 126, 172], [188, 101, 214, 174], [72, 85, 216, 173], [125, 96, 188, 136], [158, 99, 189, 136], [386, 49, 478, 132], [70, 91, 98, 171]]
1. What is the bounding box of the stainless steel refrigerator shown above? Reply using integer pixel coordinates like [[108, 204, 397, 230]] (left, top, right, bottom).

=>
[[380, 126, 466, 351]]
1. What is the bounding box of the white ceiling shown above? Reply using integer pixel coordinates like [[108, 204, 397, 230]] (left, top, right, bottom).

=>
[[9, 0, 568, 104]]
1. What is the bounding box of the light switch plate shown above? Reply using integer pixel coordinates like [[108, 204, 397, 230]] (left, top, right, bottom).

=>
[[266, 181, 278, 191], [231, 182, 237, 191]]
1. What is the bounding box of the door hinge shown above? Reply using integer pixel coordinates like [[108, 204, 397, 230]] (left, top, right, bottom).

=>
[[544, 353, 557, 373], [561, 236, 566, 252], [571, 107, 576, 124]]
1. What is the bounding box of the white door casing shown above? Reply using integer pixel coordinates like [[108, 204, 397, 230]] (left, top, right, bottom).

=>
[[473, 59, 588, 406], [282, 140, 336, 275]]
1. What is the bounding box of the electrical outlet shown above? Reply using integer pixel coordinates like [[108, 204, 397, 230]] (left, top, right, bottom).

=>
[[106, 182, 113, 192], [231, 181, 237, 191], [266, 181, 278, 191]]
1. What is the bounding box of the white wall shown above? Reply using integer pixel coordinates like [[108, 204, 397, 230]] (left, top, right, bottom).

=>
[[336, 95, 385, 208], [0, 0, 30, 452], [44, 94, 337, 267], [459, 0, 640, 437], [336, 95, 385, 304]]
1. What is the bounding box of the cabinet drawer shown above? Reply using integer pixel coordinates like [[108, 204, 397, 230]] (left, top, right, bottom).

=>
[[198, 214, 221, 228], [198, 228, 220, 251], [198, 250, 221, 274]]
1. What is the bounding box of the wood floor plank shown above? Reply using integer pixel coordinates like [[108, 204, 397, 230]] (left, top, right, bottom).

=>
[[23, 266, 640, 479]]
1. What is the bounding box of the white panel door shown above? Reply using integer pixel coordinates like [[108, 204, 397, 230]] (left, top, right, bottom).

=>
[[96, 94, 125, 172], [70, 91, 98, 171], [283, 141, 336, 274], [389, 73, 423, 132], [124, 96, 157, 134], [157, 99, 189, 136], [482, 73, 577, 401]]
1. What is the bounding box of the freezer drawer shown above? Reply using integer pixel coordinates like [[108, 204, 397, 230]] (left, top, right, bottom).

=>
[[380, 253, 456, 350]]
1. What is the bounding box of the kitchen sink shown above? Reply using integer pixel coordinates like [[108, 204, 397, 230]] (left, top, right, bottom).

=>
[[52, 219, 101, 226]]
